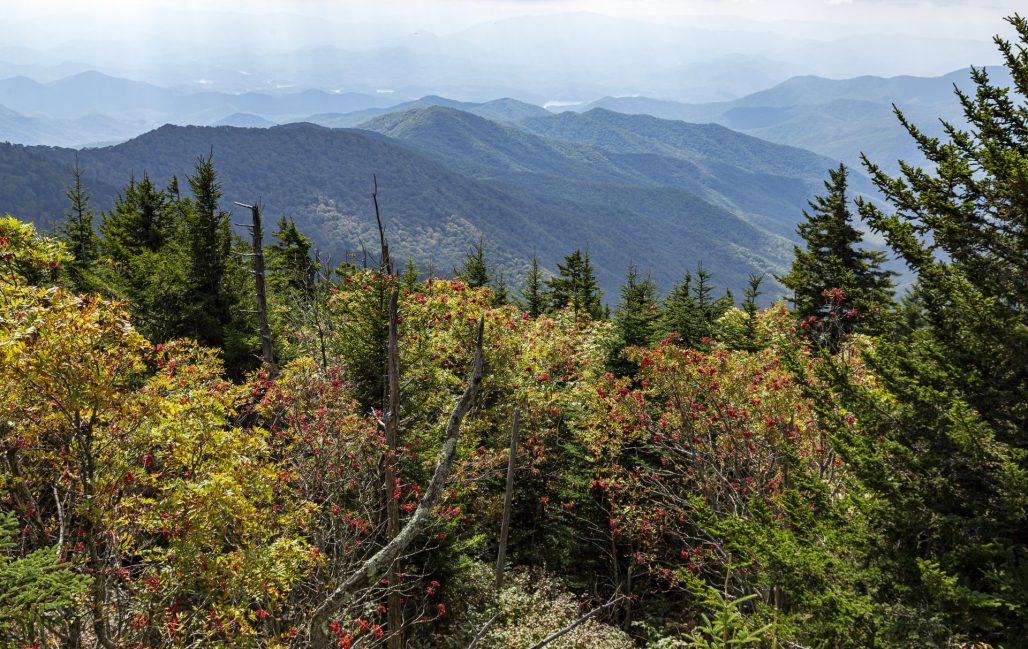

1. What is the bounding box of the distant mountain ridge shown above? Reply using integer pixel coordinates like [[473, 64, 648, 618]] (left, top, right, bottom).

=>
[[0, 109, 846, 299], [0, 71, 404, 145], [580, 66, 1014, 172], [301, 97, 549, 129], [0, 71, 400, 121], [0, 64, 1011, 171]]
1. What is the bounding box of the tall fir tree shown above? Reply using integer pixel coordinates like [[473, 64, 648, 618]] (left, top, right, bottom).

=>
[[608, 264, 659, 374], [519, 254, 547, 317], [657, 263, 732, 348], [741, 272, 764, 350], [58, 155, 99, 292], [98, 173, 187, 340], [267, 216, 319, 296], [454, 237, 489, 288], [100, 173, 173, 265], [820, 16, 1028, 645], [181, 153, 236, 348], [778, 163, 895, 343], [546, 249, 603, 320]]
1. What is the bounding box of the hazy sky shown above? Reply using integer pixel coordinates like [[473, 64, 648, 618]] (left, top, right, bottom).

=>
[[3, 0, 1022, 99], [9, 0, 1023, 41]]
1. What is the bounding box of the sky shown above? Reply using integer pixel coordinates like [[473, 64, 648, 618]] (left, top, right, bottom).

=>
[[8, 0, 1023, 41], [8, 0, 1019, 34], [1, 0, 1022, 99]]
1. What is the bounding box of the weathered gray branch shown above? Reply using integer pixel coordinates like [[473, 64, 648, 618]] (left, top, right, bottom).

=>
[[526, 595, 627, 649], [466, 614, 497, 649], [309, 317, 486, 646], [495, 408, 520, 589], [234, 200, 274, 371]]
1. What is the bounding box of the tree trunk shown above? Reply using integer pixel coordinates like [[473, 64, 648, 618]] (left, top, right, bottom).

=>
[[495, 408, 520, 589]]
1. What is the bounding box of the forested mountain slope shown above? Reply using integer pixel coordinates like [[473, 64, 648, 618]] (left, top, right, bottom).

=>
[[582, 67, 1016, 171], [0, 119, 814, 297]]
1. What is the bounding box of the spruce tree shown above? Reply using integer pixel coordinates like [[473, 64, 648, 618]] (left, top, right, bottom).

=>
[[0, 512, 88, 643], [58, 155, 99, 291], [268, 216, 319, 295], [778, 163, 894, 342], [657, 263, 731, 348], [490, 270, 510, 306], [181, 154, 236, 348], [99, 173, 187, 340], [100, 173, 173, 265], [454, 237, 489, 288], [741, 272, 764, 349], [519, 254, 547, 317], [167, 175, 180, 200], [401, 259, 420, 292], [608, 264, 659, 374], [824, 16, 1028, 644], [547, 249, 603, 320]]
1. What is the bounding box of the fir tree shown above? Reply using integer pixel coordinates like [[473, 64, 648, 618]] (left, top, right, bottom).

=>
[[823, 17, 1028, 644], [98, 173, 186, 339], [268, 216, 319, 296], [100, 173, 173, 264], [519, 254, 547, 317], [608, 264, 659, 374], [490, 270, 510, 306], [657, 263, 731, 348], [547, 249, 603, 320], [181, 154, 236, 348], [455, 237, 489, 288], [167, 175, 180, 200], [401, 258, 420, 292], [0, 512, 88, 643], [741, 273, 764, 350], [778, 163, 895, 343], [58, 155, 99, 291]]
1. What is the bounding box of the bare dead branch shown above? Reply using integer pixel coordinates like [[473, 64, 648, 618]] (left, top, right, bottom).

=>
[[309, 317, 487, 646], [466, 614, 497, 649], [495, 408, 520, 589], [527, 595, 627, 649]]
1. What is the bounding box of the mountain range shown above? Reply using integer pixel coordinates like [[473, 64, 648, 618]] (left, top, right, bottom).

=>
[[579, 66, 1014, 172], [0, 64, 994, 181], [1, 62, 988, 298], [0, 63, 995, 179], [0, 106, 859, 300]]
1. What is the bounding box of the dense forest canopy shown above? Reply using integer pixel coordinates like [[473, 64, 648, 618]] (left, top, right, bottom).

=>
[[0, 12, 1025, 649]]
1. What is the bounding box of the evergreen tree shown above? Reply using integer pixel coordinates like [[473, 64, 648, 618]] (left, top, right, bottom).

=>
[[778, 163, 895, 343], [98, 173, 187, 340], [268, 216, 319, 295], [401, 258, 420, 292], [608, 264, 659, 374], [824, 17, 1028, 645], [167, 175, 181, 200], [519, 254, 547, 317], [181, 154, 236, 348], [0, 511, 88, 643], [58, 155, 99, 291], [490, 270, 510, 307], [454, 237, 489, 288], [657, 263, 731, 348], [741, 273, 764, 349], [100, 173, 173, 264], [547, 249, 603, 320], [657, 271, 695, 343]]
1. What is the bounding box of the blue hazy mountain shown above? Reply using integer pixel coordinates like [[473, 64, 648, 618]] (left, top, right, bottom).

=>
[[0, 115, 833, 299], [580, 67, 1013, 172]]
